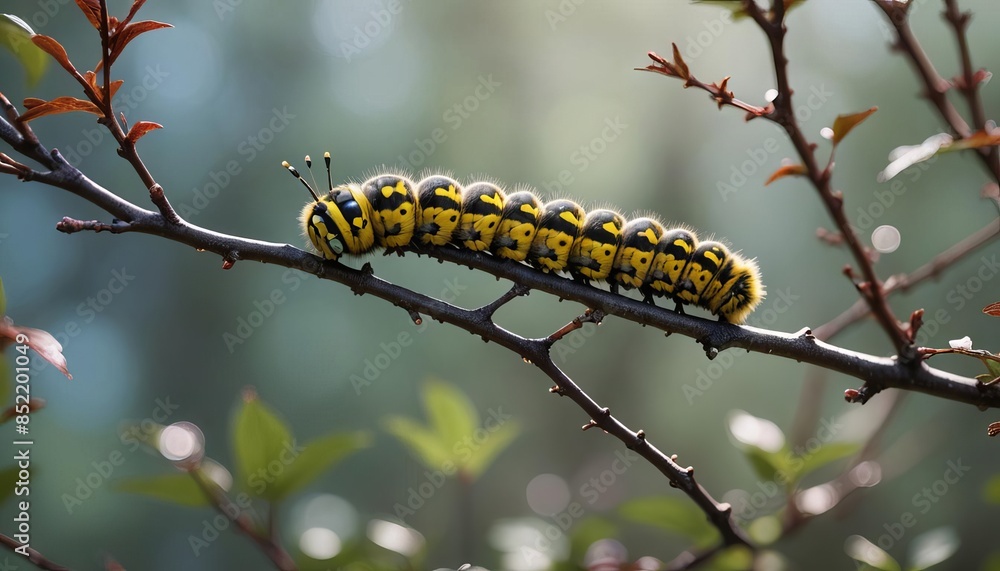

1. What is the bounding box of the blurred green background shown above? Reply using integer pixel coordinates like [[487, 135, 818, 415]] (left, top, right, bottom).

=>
[[1, 0, 999, 569]]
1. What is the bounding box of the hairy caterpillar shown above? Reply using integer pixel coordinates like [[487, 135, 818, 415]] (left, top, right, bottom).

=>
[[283, 153, 765, 323]]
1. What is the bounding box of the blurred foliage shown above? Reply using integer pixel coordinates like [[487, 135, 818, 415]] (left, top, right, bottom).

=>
[[383, 378, 519, 480], [0, 14, 47, 86]]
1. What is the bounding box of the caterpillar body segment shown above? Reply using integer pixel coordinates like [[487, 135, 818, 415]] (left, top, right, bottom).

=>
[[529, 199, 586, 273], [568, 209, 624, 283], [283, 155, 765, 323], [644, 228, 698, 299], [675, 241, 730, 306], [455, 182, 506, 251], [494, 190, 542, 262], [361, 174, 418, 249], [611, 217, 664, 291], [414, 175, 463, 246]]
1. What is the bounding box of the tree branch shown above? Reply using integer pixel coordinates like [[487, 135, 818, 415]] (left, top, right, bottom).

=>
[[741, 0, 911, 354], [872, 0, 1000, 183]]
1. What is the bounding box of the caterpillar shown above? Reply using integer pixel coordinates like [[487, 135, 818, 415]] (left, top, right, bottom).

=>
[[282, 153, 765, 324]]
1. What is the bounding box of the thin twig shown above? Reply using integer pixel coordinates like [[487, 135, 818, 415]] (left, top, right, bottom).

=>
[[0, 533, 73, 571], [814, 219, 1000, 340], [189, 468, 296, 571], [872, 0, 1000, 183], [740, 0, 911, 354], [941, 0, 1000, 180]]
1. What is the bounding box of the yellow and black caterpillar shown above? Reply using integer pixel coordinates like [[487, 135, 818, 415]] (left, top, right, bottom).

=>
[[283, 153, 765, 323]]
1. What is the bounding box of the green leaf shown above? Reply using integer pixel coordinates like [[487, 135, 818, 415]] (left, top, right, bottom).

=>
[[115, 472, 209, 507], [907, 527, 959, 571], [983, 357, 1000, 380], [747, 515, 782, 545], [795, 442, 861, 479], [462, 418, 519, 479], [423, 379, 477, 450], [383, 415, 451, 469], [233, 389, 294, 496], [742, 445, 787, 483], [0, 15, 49, 86], [831, 107, 878, 146], [0, 464, 19, 505], [704, 545, 755, 571], [981, 551, 1000, 571], [267, 431, 371, 501], [619, 496, 719, 546], [845, 535, 901, 571]]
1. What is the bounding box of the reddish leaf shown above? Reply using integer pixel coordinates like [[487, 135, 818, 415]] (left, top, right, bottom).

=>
[[765, 163, 807, 186], [984, 302, 1000, 317], [83, 70, 99, 93], [19, 96, 102, 122], [108, 79, 124, 100], [73, 0, 103, 30], [831, 106, 877, 146], [30, 35, 76, 75], [126, 120, 162, 143], [670, 42, 689, 80], [0, 319, 72, 379], [122, 0, 149, 28], [945, 130, 1000, 152], [108, 21, 172, 67]]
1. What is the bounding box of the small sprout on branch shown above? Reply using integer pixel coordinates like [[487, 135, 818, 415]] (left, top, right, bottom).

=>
[[830, 106, 878, 146], [815, 227, 844, 246], [408, 310, 422, 326], [764, 161, 807, 185], [988, 422, 1000, 437], [984, 301, 1000, 317]]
